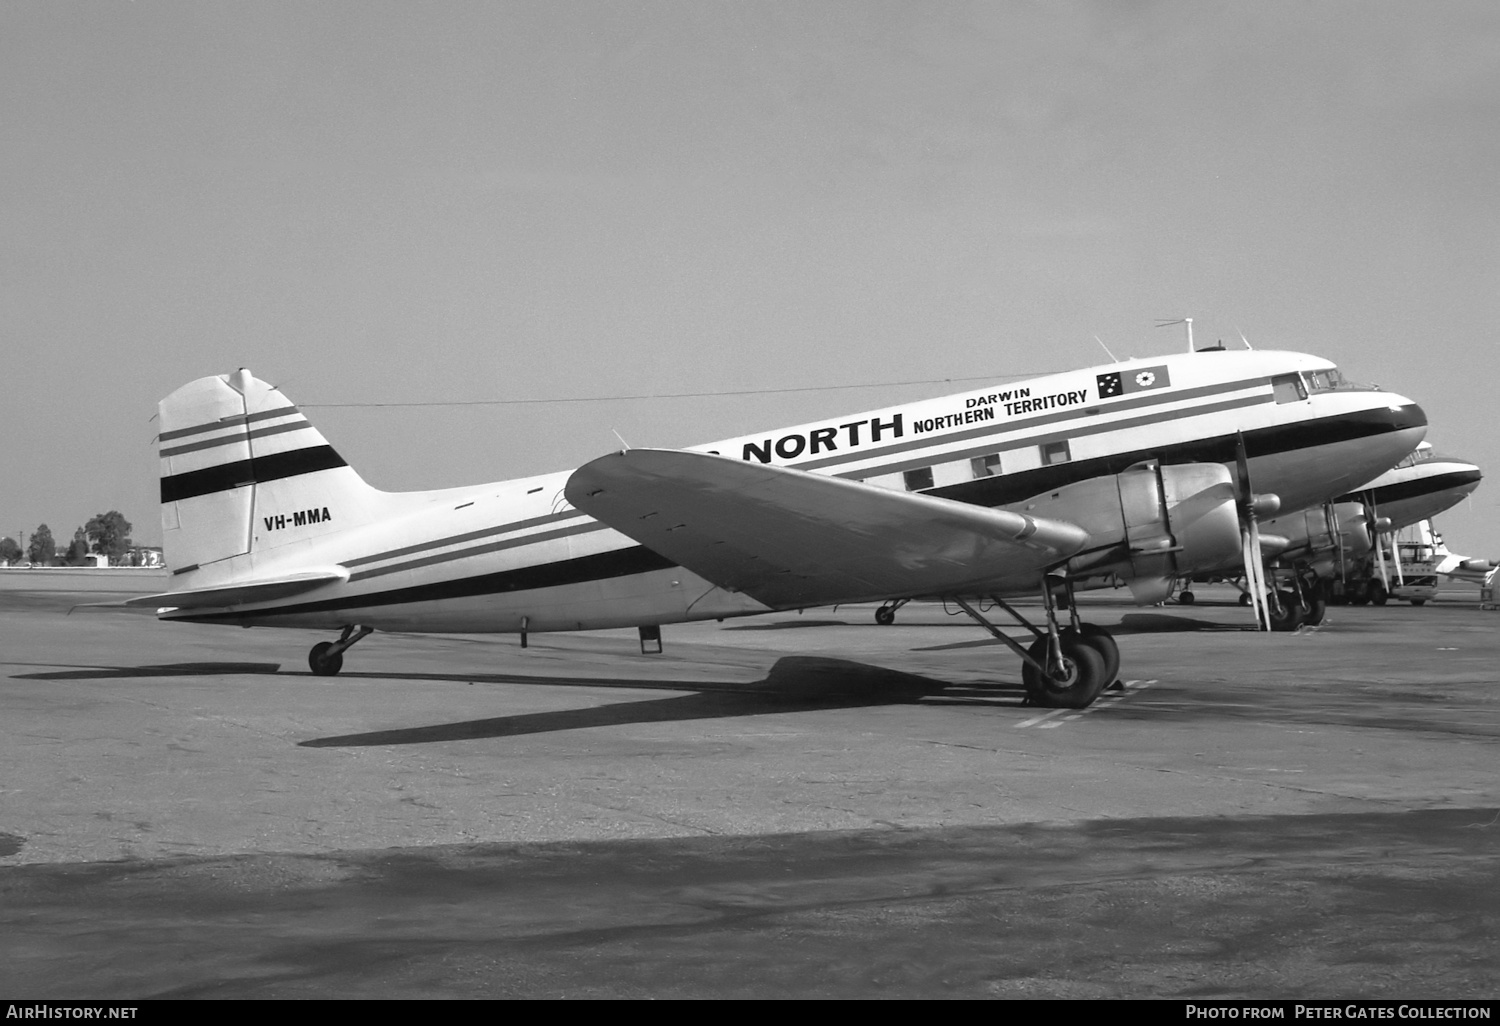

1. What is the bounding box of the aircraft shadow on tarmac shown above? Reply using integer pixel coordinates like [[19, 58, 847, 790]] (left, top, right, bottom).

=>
[[12, 661, 283, 680], [300, 656, 1018, 748], [1112, 612, 1246, 633], [721, 619, 851, 630]]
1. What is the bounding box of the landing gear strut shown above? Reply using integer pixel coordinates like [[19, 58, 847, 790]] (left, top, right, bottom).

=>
[[952, 577, 1116, 709], [308, 624, 373, 676]]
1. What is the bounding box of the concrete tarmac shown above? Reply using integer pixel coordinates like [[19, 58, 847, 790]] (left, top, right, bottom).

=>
[[1, 587, 1496, 998]]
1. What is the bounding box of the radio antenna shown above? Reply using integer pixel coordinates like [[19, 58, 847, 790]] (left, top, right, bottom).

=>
[[1092, 335, 1118, 362], [1156, 317, 1194, 352]]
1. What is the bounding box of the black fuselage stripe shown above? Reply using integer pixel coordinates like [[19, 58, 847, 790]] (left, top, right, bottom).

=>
[[348, 522, 602, 581], [926, 407, 1424, 507], [176, 545, 677, 621], [1344, 470, 1482, 506], [159, 419, 313, 458], [791, 376, 1269, 472], [160, 446, 349, 503], [835, 394, 1271, 482], [343, 509, 589, 568]]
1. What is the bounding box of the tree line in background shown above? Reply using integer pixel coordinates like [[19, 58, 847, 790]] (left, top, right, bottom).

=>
[[0, 511, 147, 566]]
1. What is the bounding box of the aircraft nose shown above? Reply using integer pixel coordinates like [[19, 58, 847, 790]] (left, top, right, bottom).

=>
[[1382, 395, 1427, 433], [1450, 466, 1483, 490]]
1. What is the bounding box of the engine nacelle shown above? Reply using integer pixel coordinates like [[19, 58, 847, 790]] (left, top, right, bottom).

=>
[[1261, 500, 1372, 574], [1012, 462, 1242, 601]]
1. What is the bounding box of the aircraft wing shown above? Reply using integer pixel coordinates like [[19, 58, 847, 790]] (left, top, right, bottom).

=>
[[564, 449, 1089, 608], [123, 568, 348, 610]]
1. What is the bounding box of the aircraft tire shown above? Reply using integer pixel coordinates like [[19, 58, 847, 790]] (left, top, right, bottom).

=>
[[309, 641, 344, 677], [1022, 634, 1107, 709], [1410, 599, 1426, 607], [1269, 591, 1306, 632], [1065, 624, 1120, 687], [1179, 590, 1196, 605], [1303, 594, 1327, 627], [1238, 592, 1252, 607], [874, 605, 896, 626], [1370, 581, 1389, 606]]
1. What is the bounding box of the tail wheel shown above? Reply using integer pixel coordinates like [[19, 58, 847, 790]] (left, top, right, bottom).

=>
[[1238, 592, 1252, 607], [309, 641, 344, 676], [1023, 634, 1107, 709], [1178, 590, 1196, 605], [874, 605, 896, 626]]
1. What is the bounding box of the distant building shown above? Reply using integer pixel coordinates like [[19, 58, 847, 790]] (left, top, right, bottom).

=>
[[127, 547, 165, 567]]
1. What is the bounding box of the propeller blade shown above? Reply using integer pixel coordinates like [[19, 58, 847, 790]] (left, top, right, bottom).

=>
[[1234, 431, 1272, 630]]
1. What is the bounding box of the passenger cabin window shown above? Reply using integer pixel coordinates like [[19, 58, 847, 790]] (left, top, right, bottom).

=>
[[1271, 373, 1308, 404], [970, 454, 1002, 478], [903, 467, 934, 491], [1041, 440, 1071, 465]]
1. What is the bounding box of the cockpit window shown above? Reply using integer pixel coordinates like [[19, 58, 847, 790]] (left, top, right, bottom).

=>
[[1395, 447, 1438, 469], [1305, 368, 1344, 392], [1302, 366, 1381, 393]]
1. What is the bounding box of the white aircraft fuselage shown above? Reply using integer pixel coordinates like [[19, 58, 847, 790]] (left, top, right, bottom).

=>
[[150, 349, 1425, 635]]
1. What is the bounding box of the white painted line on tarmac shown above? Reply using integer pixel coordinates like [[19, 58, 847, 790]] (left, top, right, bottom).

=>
[[1014, 708, 1068, 729], [1015, 679, 1155, 728]]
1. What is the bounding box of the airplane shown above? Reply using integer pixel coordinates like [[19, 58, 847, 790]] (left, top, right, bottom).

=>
[[128, 350, 1427, 710], [1331, 444, 1483, 605], [1342, 443, 1482, 537], [1175, 442, 1482, 620], [1426, 528, 1498, 589]]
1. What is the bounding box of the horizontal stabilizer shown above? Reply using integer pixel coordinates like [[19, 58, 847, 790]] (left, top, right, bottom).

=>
[[124, 568, 348, 610], [565, 449, 1089, 608]]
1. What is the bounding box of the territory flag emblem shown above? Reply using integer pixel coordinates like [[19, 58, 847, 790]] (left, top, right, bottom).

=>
[[1096, 365, 1171, 398]]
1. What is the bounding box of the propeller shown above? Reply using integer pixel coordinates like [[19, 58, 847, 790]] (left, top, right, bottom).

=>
[[1363, 490, 1393, 592], [1235, 432, 1274, 630], [1324, 501, 1345, 589]]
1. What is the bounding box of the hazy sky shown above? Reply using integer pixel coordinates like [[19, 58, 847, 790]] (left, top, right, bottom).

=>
[[4, 1, 1498, 555]]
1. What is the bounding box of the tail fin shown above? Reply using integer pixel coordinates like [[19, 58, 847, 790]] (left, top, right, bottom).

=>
[[158, 369, 383, 572]]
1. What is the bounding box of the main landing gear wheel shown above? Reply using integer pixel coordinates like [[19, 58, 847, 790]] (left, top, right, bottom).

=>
[[309, 641, 344, 676], [1302, 587, 1328, 627], [1268, 590, 1306, 632], [874, 605, 896, 626], [1369, 580, 1389, 606], [1065, 623, 1120, 688], [1022, 634, 1107, 709]]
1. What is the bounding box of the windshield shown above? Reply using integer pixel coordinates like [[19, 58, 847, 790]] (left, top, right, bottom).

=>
[[1303, 367, 1381, 393]]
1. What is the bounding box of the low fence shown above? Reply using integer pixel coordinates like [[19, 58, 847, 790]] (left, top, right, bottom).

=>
[[0, 567, 170, 594]]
